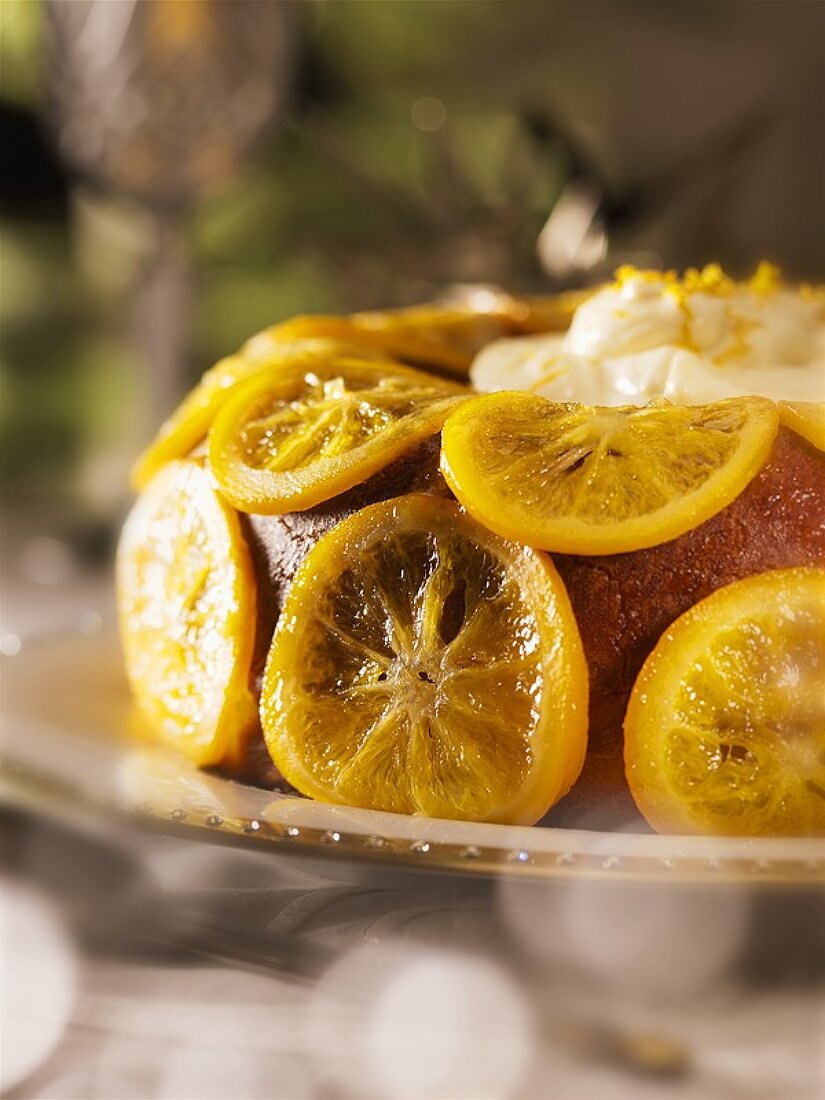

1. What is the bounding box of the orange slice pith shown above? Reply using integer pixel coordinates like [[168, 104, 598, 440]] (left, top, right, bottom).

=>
[[260, 494, 588, 824], [117, 459, 258, 767], [131, 338, 387, 491], [624, 567, 825, 837], [779, 401, 825, 451], [209, 359, 468, 514], [440, 392, 779, 555]]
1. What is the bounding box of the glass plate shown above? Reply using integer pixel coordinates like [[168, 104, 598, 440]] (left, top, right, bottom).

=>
[[3, 622, 823, 886]]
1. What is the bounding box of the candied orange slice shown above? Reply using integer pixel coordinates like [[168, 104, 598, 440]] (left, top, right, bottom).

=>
[[779, 401, 825, 451], [209, 359, 467, 514], [131, 338, 383, 491], [117, 460, 258, 767], [259, 303, 524, 378], [624, 568, 825, 836], [440, 393, 778, 554], [254, 291, 593, 377], [260, 494, 588, 823]]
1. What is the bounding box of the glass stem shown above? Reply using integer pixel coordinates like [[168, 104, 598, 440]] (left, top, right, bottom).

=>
[[134, 213, 193, 428]]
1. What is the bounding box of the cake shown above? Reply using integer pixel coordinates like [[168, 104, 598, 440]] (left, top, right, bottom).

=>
[[117, 264, 825, 835]]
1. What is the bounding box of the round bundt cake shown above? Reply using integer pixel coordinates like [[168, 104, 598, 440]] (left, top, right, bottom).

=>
[[118, 264, 825, 834]]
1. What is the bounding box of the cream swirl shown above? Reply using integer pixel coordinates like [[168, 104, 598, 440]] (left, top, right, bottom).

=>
[[471, 264, 825, 405]]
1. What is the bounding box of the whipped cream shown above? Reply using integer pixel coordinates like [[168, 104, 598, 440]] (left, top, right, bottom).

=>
[[471, 264, 825, 405]]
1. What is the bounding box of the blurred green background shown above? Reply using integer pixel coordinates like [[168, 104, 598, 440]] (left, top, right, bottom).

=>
[[1, 0, 823, 519]]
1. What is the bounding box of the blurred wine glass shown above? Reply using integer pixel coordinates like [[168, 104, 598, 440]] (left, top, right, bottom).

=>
[[45, 0, 295, 426]]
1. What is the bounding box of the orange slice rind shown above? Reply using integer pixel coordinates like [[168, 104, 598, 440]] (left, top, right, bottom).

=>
[[131, 337, 386, 491], [624, 567, 825, 836], [260, 493, 588, 824], [117, 459, 258, 767], [779, 401, 825, 451], [209, 359, 468, 514], [440, 392, 779, 555]]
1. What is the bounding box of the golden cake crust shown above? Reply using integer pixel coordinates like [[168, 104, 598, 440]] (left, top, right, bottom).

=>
[[548, 426, 825, 825]]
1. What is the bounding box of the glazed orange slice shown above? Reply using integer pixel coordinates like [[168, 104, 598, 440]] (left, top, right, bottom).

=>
[[209, 359, 467, 514], [779, 401, 825, 451], [131, 291, 588, 491], [131, 338, 384, 491], [251, 289, 593, 377], [260, 494, 588, 824], [255, 303, 524, 378], [440, 392, 778, 554], [624, 568, 825, 836], [117, 460, 258, 767]]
